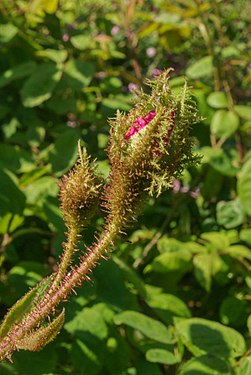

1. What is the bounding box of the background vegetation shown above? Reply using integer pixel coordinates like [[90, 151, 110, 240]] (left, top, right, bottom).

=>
[[0, 0, 251, 373]]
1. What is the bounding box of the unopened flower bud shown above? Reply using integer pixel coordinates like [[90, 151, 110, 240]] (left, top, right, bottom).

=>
[[59, 148, 102, 229]]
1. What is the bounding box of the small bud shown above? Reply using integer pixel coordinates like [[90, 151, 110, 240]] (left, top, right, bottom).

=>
[[59, 147, 102, 229]]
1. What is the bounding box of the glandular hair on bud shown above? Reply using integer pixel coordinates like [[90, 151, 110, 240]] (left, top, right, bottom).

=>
[[59, 148, 102, 229]]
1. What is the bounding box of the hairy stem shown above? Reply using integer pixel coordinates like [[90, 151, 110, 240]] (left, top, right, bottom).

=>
[[0, 217, 121, 362], [49, 226, 79, 294]]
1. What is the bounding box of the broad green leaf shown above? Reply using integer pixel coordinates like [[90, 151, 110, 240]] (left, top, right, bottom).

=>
[[237, 158, 251, 215], [36, 49, 67, 63], [175, 317, 246, 358], [48, 129, 79, 175], [41, 0, 59, 13], [0, 62, 36, 88], [0, 214, 24, 234], [193, 253, 212, 291], [0, 362, 18, 375], [0, 170, 25, 216], [64, 59, 95, 90], [0, 23, 18, 43], [70, 339, 102, 375], [216, 200, 245, 228], [144, 249, 192, 274], [237, 356, 251, 375], [114, 311, 172, 344], [43, 197, 64, 231], [146, 292, 191, 324], [104, 333, 131, 375], [179, 355, 230, 375], [201, 232, 230, 249], [100, 97, 131, 116], [247, 314, 251, 334], [146, 348, 179, 365], [23, 176, 58, 205], [17, 309, 65, 351], [224, 245, 251, 261], [113, 257, 147, 298], [234, 105, 251, 120], [0, 144, 21, 172], [221, 46, 239, 58], [186, 56, 213, 79], [220, 297, 246, 326], [240, 228, 251, 246], [64, 305, 108, 340], [207, 92, 228, 109], [20, 63, 62, 107], [200, 146, 239, 177], [71, 35, 90, 50], [241, 121, 251, 131], [0, 277, 51, 337], [8, 262, 49, 300], [157, 236, 184, 253], [211, 110, 239, 138], [200, 167, 223, 200], [13, 346, 57, 375]]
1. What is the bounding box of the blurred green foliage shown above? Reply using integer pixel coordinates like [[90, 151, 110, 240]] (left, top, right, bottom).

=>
[[0, 0, 251, 373]]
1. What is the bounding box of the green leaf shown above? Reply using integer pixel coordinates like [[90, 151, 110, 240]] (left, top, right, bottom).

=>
[[247, 314, 251, 334], [146, 348, 179, 365], [186, 56, 213, 79], [48, 129, 79, 175], [237, 356, 251, 375], [20, 63, 62, 107], [0, 61, 36, 88], [0, 362, 18, 375], [216, 200, 245, 228], [157, 236, 184, 253], [200, 146, 239, 177], [113, 257, 147, 298], [64, 59, 95, 90], [211, 110, 239, 138], [0, 170, 26, 216], [0, 214, 24, 234], [145, 249, 192, 274], [220, 297, 246, 326], [201, 232, 230, 249], [240, 228, 251, 246], [175, 317, 246, 358], [13, 346, 57, 375], [36, 49, 67, 63], [114, 311, 172, 344], [193, 253, 213, 292], [146, 291, 191, 324], [237, 158, 251, 215], [224, 245, 251, 261], [64, 305, 108, 340], [17, 309, 65, 351], [207, 92, 228, 109], [0, 23, 18, 43], [70, 339, 102, 375], [71, 35, 90, 50], [8, 262, 49, 300], [23, 176, 58, 205], [0, 277, 51, 337], [179, 355, 230, 375], [234, 105, 251, 120]]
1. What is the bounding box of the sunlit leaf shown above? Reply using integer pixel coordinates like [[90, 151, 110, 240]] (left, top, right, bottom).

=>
[[175, 317, 246, 358], [20, 63, 62, 107], [114, 311, 172, 344]]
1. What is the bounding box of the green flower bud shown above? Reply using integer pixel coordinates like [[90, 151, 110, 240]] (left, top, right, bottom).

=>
[[59, 147, 102, 229]]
